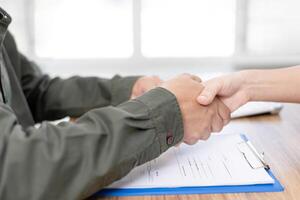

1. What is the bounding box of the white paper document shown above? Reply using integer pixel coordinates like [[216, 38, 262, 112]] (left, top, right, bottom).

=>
[[108, 134, 274, 189], [231, 102, 283, 118]]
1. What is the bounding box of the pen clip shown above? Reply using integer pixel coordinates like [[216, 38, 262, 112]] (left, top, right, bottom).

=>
[[237, 141, 270, 170]]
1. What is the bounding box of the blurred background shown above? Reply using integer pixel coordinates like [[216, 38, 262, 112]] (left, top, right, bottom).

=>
[[2, 0, 300, 78]]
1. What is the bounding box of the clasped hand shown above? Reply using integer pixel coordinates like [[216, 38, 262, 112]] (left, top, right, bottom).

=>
[[132, 74, 232, 145]]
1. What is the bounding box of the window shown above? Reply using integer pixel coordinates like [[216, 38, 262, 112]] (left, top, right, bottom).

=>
[[6, 0, 300, 70], [34, 0, 133, 58], [33, 0, 235, 59], [141, 0, 236, 57], [247, 0, 300, 55]]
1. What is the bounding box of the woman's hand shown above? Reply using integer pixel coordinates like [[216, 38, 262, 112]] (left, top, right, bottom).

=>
[[197, 72, 250, 112]]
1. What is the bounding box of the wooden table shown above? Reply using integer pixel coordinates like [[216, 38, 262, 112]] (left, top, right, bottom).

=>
[[98, 103, 300, 200]]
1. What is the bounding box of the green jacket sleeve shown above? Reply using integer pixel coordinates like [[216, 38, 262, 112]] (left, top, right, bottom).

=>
[[0, 87, 184, 200], [19, 55, 139, 122]]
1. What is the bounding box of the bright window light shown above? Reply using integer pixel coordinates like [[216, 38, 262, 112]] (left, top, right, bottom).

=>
[[141, 0, 236, 57], [247, 0, 300, 55], [34, 0, 133, 58]]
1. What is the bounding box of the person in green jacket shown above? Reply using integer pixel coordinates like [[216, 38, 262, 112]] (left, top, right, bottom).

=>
[[0, 7, 230, 200]]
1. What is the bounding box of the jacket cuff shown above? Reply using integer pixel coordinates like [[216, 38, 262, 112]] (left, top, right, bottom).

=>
[[111, 75, 140, 106], [135, 87, 184, 153]]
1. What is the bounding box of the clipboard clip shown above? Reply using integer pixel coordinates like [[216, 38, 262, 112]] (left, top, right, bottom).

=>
[[237, 136, 270, 170]]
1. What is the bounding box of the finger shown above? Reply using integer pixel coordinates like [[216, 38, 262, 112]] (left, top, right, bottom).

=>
[[180, 73, 202, 82], [145, 83, 157, 91], [198, 126, 211, 140], [152, 76, 163, 85], [140, 81, 158, 94], [217, 99, 231, 126], [197, 79, 222, 105], [190, 75, 202, 83], [200, 133, 210, 141], [184, 138, 198, 145], [222, 91, 249, 112], [223, 119, 230, 126], [212, 114, 224, 133], [183, 132, 200, 145]]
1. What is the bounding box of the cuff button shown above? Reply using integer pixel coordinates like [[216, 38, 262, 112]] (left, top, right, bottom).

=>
[[167, 135, 174, 145]]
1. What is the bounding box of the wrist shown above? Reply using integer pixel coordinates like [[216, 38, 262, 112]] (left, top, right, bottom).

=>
[[135, 87, 184, 150], [239, 69, 269, 102], [237, 70, 255, 102]]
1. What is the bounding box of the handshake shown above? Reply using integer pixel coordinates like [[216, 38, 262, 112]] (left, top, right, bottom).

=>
[[132, 73, 244, 145]]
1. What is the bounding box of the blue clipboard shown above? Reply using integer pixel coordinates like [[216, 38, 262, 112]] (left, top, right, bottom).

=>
[[94, 170, 283, 197], [93, 134, 284, 197]]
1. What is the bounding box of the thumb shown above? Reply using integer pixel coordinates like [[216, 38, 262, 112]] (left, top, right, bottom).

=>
[[221, 91, 248, 112], [197, 79, 222, 105]]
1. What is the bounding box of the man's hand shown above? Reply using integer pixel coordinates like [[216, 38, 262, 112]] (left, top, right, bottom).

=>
[[161, 74, 230, 145], [196, 72, 250, 112], [131, 76, 162, 99]]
